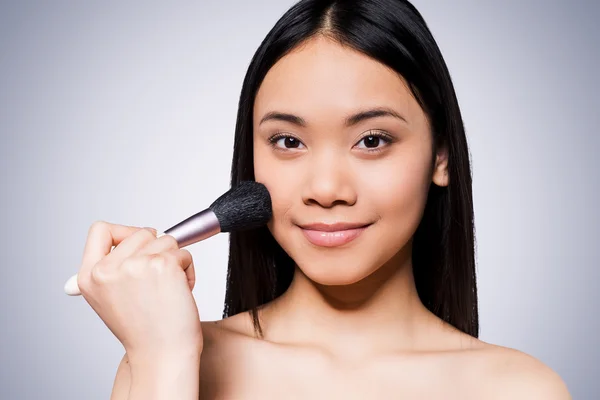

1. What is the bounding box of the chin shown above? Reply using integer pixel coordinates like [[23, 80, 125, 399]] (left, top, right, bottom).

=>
[[295, 254, 379, 286]]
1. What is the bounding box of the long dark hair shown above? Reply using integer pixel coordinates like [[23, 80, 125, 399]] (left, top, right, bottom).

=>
[[223, 0, 478, 339]]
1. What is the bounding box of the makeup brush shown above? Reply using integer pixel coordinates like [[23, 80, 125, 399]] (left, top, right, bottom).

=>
[[64, 181, 272, 296]]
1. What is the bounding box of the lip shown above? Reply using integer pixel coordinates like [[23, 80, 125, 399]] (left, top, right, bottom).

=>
[[298, 222, 371, 247], [298, 222, 370, 232]]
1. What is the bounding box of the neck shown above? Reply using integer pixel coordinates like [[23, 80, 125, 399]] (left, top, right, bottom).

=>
[[258, 247, 443, 360]]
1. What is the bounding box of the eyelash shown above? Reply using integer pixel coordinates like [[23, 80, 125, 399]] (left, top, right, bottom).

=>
[[267, 130, 395, 154]]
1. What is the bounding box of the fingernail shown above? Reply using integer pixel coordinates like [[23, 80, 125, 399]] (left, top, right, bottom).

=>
[[64, 274, 81, 296]]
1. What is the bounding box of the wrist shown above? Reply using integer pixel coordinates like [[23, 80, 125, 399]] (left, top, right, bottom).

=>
[[128, 345, 202, 370], [127, 337, 203, 362], [128, 350, 201, 400]]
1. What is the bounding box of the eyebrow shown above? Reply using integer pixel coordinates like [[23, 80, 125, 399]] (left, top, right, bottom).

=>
[[258, 107, 408, 127]]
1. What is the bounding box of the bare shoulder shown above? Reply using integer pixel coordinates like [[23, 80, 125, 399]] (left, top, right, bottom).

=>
[[200, 314, 252, 367], [475, 342, 571, 399], [199, 312, 259, 397], [200, 311, 258, 348]]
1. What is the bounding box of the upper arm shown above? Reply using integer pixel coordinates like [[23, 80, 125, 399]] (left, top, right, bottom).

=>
[[109, 353, 131, 400]]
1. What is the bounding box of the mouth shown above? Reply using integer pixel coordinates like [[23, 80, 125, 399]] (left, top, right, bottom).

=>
[[297, 222, 372, 248]]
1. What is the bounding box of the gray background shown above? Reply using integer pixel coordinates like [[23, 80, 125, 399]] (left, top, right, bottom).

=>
[[0, 0, 598, 398]]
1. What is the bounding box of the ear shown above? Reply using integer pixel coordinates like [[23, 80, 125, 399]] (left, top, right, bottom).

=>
[[432, 146, 449, 187]]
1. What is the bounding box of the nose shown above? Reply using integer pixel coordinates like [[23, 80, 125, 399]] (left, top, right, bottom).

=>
[[301, 151, 357, 208]]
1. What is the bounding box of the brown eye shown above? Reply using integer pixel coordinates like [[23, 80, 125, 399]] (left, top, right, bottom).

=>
[[269, 133, 305, 150], [356, 132, 393, 151], [283, 137, 300, 148], [362, 135, 380, 148]]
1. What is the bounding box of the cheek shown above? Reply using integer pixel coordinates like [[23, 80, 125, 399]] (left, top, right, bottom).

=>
[[377, 186, 426, 253], [366, 161, 429, 218], [359, 151, 432, 253], [253, 143, 296, 231]]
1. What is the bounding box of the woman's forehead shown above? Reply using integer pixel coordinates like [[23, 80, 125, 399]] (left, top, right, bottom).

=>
[[258, 38, 408, 99], [254, 38, 419, 127]]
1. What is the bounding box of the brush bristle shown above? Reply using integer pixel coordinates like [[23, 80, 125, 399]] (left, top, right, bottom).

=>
[[208, 181, 272, 232]]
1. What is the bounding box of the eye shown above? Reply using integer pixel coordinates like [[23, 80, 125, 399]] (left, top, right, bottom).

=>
[[355, 130, 395, 152], [267, 130, 395, 153], [268, 133, 305, 150]]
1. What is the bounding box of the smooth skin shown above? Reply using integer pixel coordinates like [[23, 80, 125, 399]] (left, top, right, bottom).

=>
[[94, 36, 571, 399]]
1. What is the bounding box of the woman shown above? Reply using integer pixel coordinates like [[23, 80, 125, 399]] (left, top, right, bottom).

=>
[[73, 0, 571, 398]]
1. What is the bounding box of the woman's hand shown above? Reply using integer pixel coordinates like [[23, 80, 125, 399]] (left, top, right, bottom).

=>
[[76, 221, 203, 360]]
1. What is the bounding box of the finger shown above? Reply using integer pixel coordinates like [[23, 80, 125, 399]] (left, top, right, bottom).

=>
[[133, 233, 180, 258], [68, 222, 154, 295], [80, 222, 151, 273], [157, 248, 195, 291], [100, 227, 161, 268], [185, 254, 196, 291], [170, 248, 193, 274]]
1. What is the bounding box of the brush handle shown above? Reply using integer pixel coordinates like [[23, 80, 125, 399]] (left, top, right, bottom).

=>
[[63, 232, 166, 296]]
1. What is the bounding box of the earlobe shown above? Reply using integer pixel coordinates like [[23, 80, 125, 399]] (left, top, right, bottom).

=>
[[432, 147, 449, 187]]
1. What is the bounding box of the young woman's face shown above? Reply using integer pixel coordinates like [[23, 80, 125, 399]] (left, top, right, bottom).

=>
[[253, 36, 447, 285]]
